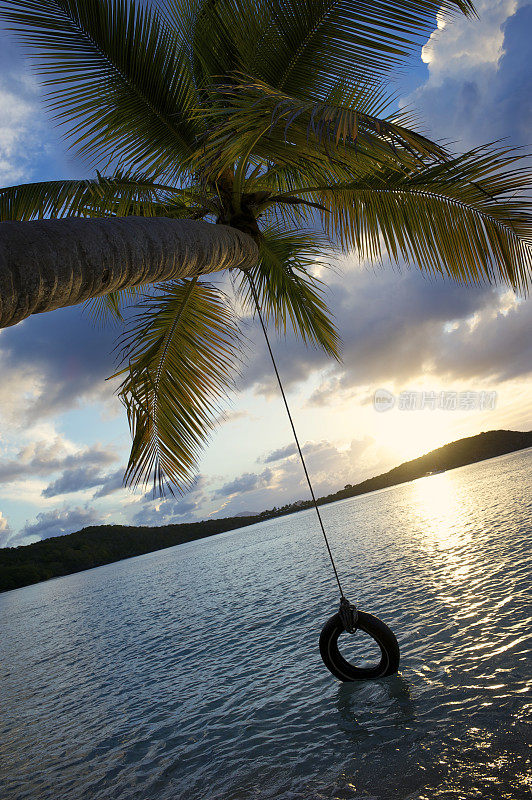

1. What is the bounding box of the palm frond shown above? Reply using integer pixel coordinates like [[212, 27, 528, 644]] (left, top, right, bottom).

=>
[[311, 146, 532, 291], [84, 286, 146, 324], [237, 227, 341, 359], [192, 77, 447, 190], [0, 175, 199, 221], [247, 0, 476, 98], [0, 0, 200, 177], [158, 0, 475, 103], [112, 279, 243, 493], [160, 0, 270, 91]]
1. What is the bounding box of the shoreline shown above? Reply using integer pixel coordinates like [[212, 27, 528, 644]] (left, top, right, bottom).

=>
[[1, 430, 530, 594]]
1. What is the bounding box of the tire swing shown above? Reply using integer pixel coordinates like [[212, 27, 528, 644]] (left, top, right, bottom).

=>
[[320, 599, 400, 681], [249, 275, 400, 682]]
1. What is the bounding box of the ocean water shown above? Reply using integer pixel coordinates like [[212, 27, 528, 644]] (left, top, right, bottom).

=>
[[1, 449, 531, 800]]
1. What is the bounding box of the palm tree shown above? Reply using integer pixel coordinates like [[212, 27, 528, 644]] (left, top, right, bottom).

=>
[[0, 0, 530, 495]]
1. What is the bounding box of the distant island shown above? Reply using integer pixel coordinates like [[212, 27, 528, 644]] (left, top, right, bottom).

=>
[[1, 428, 530, 593]]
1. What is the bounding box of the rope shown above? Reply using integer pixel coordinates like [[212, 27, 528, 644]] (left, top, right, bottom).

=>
[[248, 274, 345, 598]]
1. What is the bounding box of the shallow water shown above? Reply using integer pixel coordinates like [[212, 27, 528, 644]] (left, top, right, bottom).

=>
[[1, 449, 531, 800]]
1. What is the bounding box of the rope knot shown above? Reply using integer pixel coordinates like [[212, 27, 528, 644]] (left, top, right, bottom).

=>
[[339, 596, 358, 633]]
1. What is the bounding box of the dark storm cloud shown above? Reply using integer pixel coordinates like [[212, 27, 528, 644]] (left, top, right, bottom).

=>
[[323, 268, 499, 392], [431, 297, 532, 383], [322, 270, 532, 399], [0, 440, 117, 485]]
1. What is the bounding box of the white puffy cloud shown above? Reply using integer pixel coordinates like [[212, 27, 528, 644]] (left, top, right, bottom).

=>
[[134, 498, 200, 527], [420, 0, 516, 76], [133, 476, 210, 526], [404, 0, 532, 148]]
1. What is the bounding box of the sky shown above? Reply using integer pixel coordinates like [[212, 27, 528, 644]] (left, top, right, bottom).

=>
[[0, 0, 531, 547]]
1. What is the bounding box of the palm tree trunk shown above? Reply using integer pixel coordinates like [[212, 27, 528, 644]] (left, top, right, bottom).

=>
[[0, 216, 258, 328]]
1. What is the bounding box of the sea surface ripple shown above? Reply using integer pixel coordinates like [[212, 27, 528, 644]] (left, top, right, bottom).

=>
[[1, 450, 531, 799]]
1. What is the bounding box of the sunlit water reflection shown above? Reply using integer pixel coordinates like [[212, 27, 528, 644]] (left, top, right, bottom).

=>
[[1, 449, 531, 799]]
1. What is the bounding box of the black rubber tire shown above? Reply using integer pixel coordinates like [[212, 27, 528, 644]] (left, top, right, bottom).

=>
[[319, 610, 400, 681]]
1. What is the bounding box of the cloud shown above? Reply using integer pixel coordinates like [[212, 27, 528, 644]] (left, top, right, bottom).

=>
[[215, 408, 250, 425], [240, 259, 531, 408], [404, 0, 531, 149], [420, 0, 516, 76], [214, 468, 273, 498], [0, 438, 117, 485], [0, 511, 13, 547], [310, 269, 531, 401], [0, 306, 121, 425], [209, 436, 386, 517], [129, 439, 386, 522], [237, 325, 322, 397], [0, 32, 40, 185], [263, 443, 298, 463], [20, 506, 100, 543], [40, 461, 129, 499], [42, 466, 109, 498], [92, 469, 126, 499], [425, 293, 532, 383], [131, 475, 210, 526], [0, 30, 73, 186], [134, 498, 199, 527], [133, 497, 200, 527], [0, 84, 36, 185]]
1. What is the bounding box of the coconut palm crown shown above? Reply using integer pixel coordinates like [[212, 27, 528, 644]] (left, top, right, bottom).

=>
[[0, 0, 531, 494]]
